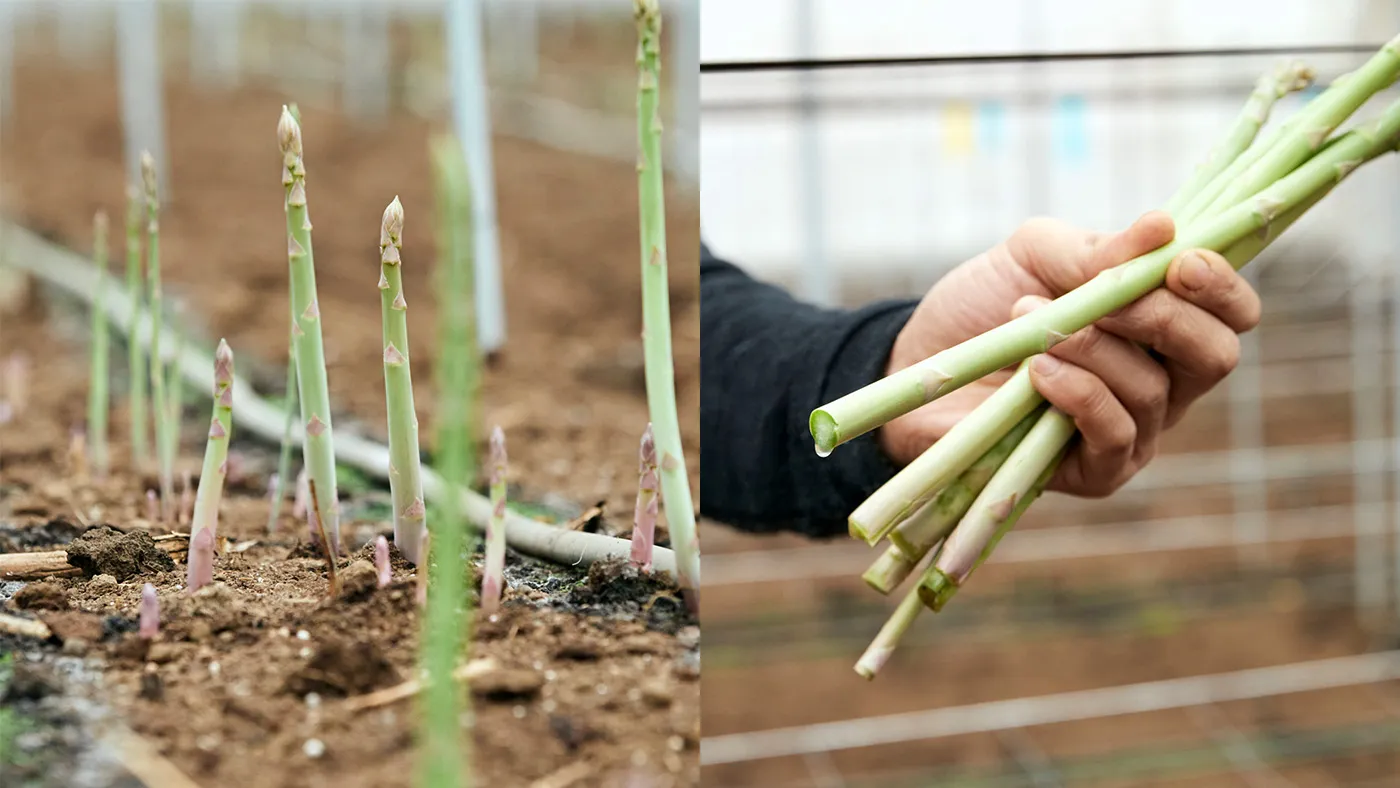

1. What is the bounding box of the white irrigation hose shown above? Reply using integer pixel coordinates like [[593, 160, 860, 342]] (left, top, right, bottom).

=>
[[0, 222, 676, 579]]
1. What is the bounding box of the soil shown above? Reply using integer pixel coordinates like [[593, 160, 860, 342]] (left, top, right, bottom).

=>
[[0, 47, 700, 788]]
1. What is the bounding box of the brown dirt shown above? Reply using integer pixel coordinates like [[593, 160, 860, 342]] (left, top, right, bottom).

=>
[[0, 52, 700, 788]]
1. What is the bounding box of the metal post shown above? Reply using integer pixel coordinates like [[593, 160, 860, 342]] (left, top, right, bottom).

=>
[[446, 0, 507, 353], [115, 0, 169, 200], [669, 0, 700, 184], [342, 2, 391, 122], [190, 0, 242, 88], [794, 0, 831, 305]]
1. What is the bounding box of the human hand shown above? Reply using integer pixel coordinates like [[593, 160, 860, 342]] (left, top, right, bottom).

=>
[[878, 211, 1261, 497]]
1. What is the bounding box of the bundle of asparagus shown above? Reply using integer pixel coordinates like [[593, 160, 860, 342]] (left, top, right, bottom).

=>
[[820, 38, 1400, 679]]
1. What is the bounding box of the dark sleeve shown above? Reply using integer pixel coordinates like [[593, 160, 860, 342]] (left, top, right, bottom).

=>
[[699, 242, 919, 538]]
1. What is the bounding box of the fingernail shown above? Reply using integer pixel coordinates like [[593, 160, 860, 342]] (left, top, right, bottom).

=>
[[1033, 355, 1061, 376], [1180, 252, 1212, 290]]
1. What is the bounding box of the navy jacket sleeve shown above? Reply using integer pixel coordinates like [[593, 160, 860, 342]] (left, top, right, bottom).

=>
[[699, 242, 920, 538]]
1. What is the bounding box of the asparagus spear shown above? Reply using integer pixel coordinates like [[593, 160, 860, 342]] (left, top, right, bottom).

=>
[[634, 0, 700, 612], [855, 583, 925, 680], [811, 93, 1400, 456], [125, 185, 148, 465], [630, 424, 659, 572], [422, 135, 476, 788], [862, 546, 917, 596], [379, 196, 429, 565], [850, 362, 1040, 543], [268, 105, 304, 534], [279, 106, 341, 553], [87, 210, 110, 478], [921, 407, 1074, 610], [141, 152, 175, 519], [1203, 36, 1400, 216], [1163, 60, 1314, 216], [186, 340, 233, 591], [481, 426, 507, 615], [888, 407, 1045, 561]]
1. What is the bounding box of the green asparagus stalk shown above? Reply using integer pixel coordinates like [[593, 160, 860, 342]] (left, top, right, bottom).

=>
[[125, 185, 148, 466], [888, 407, 1045, 562], [186, 339, 233, 592], [634, 0, 700, 612], [1202, 36, 1400, 217], [268, 104, 304, 535], [87, 210, 110, 478], [920, 408, 1074, 611], [141, 153, 175, 520], [1163, 60, 1314, 215], [164, 302, 185, 469], [429, 134, 481, 491], [811, 94, 1400, 456], [850, 362, 1040, 543], [855, 582, 926, 680], [481, 426, 507, 615], [379, 196, 429, 565], [421, 135, 476, 788], [279, 106, 341, 554]]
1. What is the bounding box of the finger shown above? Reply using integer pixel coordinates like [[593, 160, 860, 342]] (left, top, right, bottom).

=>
[[1163, 249, 1262, 334], [1008, 212, 1175, 295], [1094, 289, 1241, 425], [1028, 354, 1137, 497], [1012, 295, 1168, 460]]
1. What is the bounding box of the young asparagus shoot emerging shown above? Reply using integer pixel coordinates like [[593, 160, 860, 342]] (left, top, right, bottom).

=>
[[482, 426, 508, 615], [125, 185, 149, 465], [188, 528, 215, 592], [186, 340, 234, 591], [138, 583, 160, 639], [634, 0, 700, 610], [87, 210, 111, 478], [145, 489, 158, 522], [378, 196, 428, 565], [279, 106, 342, 553], [375, 535, 392, 588], [630, 424, 659, 572], [141, 152, 175, 520]]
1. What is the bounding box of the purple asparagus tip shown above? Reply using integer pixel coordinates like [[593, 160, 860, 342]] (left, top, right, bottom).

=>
[[630, 423, 659, 572], [375, 535, 392, 588], [139, 583, 160, 639], [489, 426, 507, 484]]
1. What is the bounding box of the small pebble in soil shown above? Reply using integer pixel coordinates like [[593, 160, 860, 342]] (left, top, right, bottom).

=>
[[89, 574, 117, 591], [668, 736, 685, 753], [595, 684, 609, 696], [541, 699, 557, 713], [305, 693, 321, 710], [544, 670, 557, 681], [197, 734, 221, 752], [512, 705, 526, 719], [296, 629, 310, 640], [208, 661, 221, 677], [303, 739, 325, 759], [631, 750, 648, 767]]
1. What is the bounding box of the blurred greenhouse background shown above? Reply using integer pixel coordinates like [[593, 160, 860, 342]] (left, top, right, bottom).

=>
[[700, 1, 1400, 786], [0, 0, 700, 353]]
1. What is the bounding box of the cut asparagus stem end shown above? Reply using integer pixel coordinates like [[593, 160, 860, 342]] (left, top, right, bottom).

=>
[[810, 411, 838, 457], [917, 569, 958, 612], [862, 547, 917, 596], [854, 587, 926, 680]]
